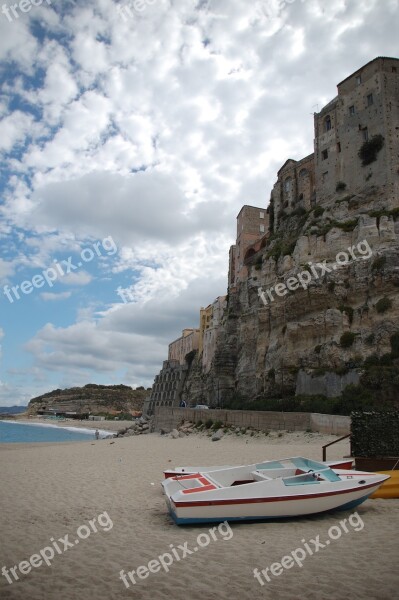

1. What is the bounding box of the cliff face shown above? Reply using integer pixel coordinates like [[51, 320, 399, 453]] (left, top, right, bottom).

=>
[[183, 190, 399, 407], [28, 384, 150, 415]]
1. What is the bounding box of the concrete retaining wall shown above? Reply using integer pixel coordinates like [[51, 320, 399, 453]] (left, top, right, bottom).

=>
[[153, 407, 350, 436], [310, 413, 351, 436], [296, 369, 360, 398]]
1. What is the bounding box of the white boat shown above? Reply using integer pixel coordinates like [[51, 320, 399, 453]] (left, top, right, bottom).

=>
[[163, 458, 354, 479], [162, 457, 389, 525]]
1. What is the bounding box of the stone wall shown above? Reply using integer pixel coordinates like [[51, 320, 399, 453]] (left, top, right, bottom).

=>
[[148, 360, 188, 414], [153, 406, 350, 435]]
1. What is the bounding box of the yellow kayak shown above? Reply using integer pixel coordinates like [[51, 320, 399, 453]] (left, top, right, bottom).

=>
[[370, 471, 399, 499]]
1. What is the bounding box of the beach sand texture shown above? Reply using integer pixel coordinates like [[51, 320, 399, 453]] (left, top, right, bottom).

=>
[[0, 432, 398, 600]]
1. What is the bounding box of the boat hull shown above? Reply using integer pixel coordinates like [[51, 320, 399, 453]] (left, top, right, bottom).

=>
[[167, 483, 382, 525]]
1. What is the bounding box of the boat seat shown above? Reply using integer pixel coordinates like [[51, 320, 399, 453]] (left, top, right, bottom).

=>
[[292, 458, 312, 470], [256, 461, 284, 469], [319, 468, 341, 482], [251, 471, 272, 482], [283, 474, 320, 486]]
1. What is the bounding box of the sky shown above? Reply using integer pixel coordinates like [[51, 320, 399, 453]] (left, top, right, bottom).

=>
[[0, 0, 398, 405]]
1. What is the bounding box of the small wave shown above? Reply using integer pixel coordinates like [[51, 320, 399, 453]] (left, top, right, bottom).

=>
[[3, 420, 112, 439]]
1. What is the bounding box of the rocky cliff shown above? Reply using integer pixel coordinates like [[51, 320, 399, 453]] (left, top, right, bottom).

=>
[[182, 188, 399, 410], [28, 384, 150, 416]]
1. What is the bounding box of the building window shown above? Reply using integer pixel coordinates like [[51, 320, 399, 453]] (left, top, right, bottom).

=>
[[322, 149, 328, 160], [322, 171, 328, 183], [324, 115, 332, 131], [356, 75, 362, 85], [349, 105, 355, 116], [299, 168, 308, 177], [337, 142, 341, 153], [260, 224, 265, 233], [362, 128, 369, 141], [260, 211, 264, 219], [392, 67, 397, 73], [284, 178, 292, 192], [367, 93, 374, 106]]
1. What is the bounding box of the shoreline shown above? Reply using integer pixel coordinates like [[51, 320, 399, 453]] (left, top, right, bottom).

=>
[[0, 415, 133, 433], [0, 419, 113, 439]]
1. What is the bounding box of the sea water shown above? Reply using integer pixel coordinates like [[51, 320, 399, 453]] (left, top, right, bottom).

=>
[[0, 421, 110, 443]]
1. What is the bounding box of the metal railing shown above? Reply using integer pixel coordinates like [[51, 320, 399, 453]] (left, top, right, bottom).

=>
[[322, 434, 351, 462]]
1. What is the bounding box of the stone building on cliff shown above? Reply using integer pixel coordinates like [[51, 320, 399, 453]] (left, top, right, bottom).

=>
[[149, 56, 399, 411]]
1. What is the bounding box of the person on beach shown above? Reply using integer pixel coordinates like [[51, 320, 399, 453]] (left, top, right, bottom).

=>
[[95, 429, 100, 440]]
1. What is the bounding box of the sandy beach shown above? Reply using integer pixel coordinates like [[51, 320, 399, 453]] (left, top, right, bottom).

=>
[[0, 432, 398, 600]]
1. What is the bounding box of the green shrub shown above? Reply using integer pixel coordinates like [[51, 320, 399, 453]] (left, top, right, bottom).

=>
[[268, 201, 275, 233], [364, 353, 381, 369], [334, 385, 374, 415], [390, 333, 399, 359], [327, 281, 335, 293], [365, 333, 375, 346], [372, 256, 386, 271], [391, 207, 399, 221], [314, 345, 322, 354], [336, 181, 347, 192], [351, 411, 399, 457], [358, 134, 384, 166], [291, 206, 307, 217], [380, 353, 394, 366], [314, 368, 326, 377], [313, 206, 324, 217], [376, 297, 392, 314], [267, 238, 297, 261], [340, 332, 356, 348], [212, 420, 223, 430], [333, 219, 358, 232], [204, 419, 213, 429], [255, 257, 262, 271]]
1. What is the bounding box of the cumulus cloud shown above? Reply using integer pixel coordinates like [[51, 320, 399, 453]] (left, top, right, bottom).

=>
[[59, 271, 93, 286], [40, 291, 72, 301], [26, 273, 226, 385]]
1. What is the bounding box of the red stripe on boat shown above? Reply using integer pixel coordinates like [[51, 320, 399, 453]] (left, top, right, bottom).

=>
[[172, 481, 379, 508]]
